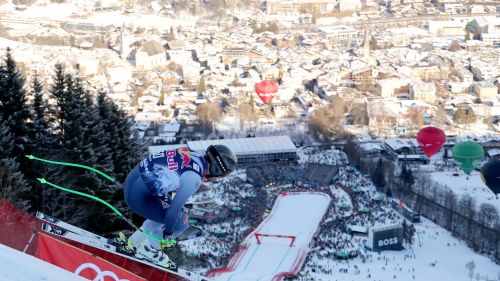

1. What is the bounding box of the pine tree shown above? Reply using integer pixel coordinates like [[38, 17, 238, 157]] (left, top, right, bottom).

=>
[[97, 91, 145, 183], [96, 90, 146, 230], [35, 64, 74, 218], [0, 120, 30, 210], [61, 75, 121, 232], [196, 76, 206, 94], [50, 63, 68, 142], [44, 68, 112, 232], [454, 106, 466, 124], [29, 74, 54, 154], [25, 74, 59, 212], [0, 48, 31, 160], [465, 108, 476, 124]]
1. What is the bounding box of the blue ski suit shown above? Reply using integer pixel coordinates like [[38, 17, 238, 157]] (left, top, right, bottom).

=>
[[124, 147, 207, 242]]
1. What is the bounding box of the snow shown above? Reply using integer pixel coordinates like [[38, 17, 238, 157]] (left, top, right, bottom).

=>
[[0, 244, 87, 281], [329, 186, 353, 217], [211, 192, 331, 281], [84, 12, 197, 29], [430, 171, 500, 210], [304, 217, 500, 281], [3, 2, 197, 32], [298, 146, 349, 166], [16, 3, 79, 20]]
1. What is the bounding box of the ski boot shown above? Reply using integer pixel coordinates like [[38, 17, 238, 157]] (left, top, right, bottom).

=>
[[134, 240, 176, 269]]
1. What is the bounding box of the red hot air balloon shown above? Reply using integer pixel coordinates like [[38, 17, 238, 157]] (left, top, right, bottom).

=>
[[416, 126, 446, 158], [255, 80, 278, 104]]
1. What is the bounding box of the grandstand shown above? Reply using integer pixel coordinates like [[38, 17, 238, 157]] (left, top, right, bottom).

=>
[[301, 164, 339, 185], [246, 163, 339, 187], [149, 136, 298, 166]]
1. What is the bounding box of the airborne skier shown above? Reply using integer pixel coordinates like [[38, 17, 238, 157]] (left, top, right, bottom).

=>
[[122, 145, 237, 266]]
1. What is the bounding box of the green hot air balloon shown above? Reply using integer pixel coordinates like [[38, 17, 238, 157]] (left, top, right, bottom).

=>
[[452, 141, 484, 175]]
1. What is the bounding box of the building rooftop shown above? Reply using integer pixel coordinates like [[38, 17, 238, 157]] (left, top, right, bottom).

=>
[[148, 135, 297, 156], [317, 25, 357, 34]]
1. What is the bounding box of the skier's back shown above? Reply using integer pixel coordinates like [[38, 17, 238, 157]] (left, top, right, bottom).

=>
[[123, 145, 237, 266]]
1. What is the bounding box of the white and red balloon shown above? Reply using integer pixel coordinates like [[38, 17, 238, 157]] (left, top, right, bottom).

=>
[[255, 80, 278, 104]]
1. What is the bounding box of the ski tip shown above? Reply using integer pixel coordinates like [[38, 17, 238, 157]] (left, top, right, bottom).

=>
[[26, 154, 35, 160]]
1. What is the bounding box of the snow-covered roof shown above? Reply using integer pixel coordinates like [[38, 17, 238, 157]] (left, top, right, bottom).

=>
[[486, 148, 500, 157], [187, 136, 297, 156], [148, 144, 188, 154], [384, 138, 415, 151], [149, 136, 297, 156], [360, 143, 383, 153], [158, 121, 181, 133], [369, 223, 403, 232], [139, 40, 164, 56]]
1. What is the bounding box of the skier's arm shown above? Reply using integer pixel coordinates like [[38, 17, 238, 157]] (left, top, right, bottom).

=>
[[163, 171, 201, 235]]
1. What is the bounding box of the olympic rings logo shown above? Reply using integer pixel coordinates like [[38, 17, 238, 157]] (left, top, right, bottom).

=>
[[74, 263, 130, 281]]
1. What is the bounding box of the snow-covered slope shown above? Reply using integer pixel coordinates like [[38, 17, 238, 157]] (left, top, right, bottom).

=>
[[0, 244, 87, 281], [211, 192, 331, 281], [305, 217, 500, 281]]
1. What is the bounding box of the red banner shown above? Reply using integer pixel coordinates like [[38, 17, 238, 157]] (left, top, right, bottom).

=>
[[36, 233, 145, 281]]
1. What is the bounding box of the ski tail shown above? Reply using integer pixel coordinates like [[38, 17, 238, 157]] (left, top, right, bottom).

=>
[[36, 212, 113, 244]]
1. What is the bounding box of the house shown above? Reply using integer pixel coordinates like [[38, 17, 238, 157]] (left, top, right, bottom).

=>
[[261, 67, 281, 80], [469, 16, 500, 35], [138, 95, 159, 110], [159, 70, 182, 85], [317, 26, 358, 42], [360, 143, 383, 157], [375, 78, 412, 98], [166, 40, 186, 51], [455, 69, 474, 83], [222, 47, 246, 64], [439, 3, 465, 14], [468, 103, 490, 124], [182, 61, 202, 84], [367, 99, 399, 136], [411, 81, 436, 104], [135, 40, 167, 70], [428, 20, 466, 36], [134, 112, 162, 125], [473, 81, 498, 101], [469, 16, 500, 47], [243, 49, 267, 64], [351, 67, 373, 86], [339, 0, 362, 11], [446, 82, 470, 94], [470, 60, 499, 81], [411, 65, 441, 81], [383, 138, 417, 156], [266, 0, 336, 15]]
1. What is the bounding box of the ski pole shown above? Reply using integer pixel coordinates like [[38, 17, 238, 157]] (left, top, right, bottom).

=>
[[37, 178, 174, 245], [26, 155, 116, 183]]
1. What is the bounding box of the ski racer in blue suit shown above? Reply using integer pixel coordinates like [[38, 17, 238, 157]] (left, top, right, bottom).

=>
[[123, 145, 237, 254]]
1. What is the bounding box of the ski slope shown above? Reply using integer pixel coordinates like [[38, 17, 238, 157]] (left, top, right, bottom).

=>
[[0, 244, 87, 281], [210, 192, 331, 281]]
